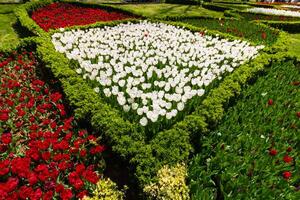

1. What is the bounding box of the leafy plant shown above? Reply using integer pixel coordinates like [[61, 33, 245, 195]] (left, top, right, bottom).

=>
[[189, 61, 300, 199]]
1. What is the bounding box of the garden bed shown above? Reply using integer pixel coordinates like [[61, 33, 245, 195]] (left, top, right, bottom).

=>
[[225, 9, 300, 33], [179, 17, 279, 45], [0, 48, 108, 199], [10, 0, 300, 199], [189, 60, 300, 199], [31, 2, 136, 31]]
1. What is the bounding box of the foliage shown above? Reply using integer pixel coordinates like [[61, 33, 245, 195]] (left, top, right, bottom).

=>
[[239, 12, 300, 21], [0, 3, 19, 14], [210, 2, 252, 10], [261, 20, 300, 34], [0, 13, 19, 50], [144, 163, 190, 200], [83, 178, 125, 200], [180, 17, 279, 45], [289, 34, 300, 57], [0, 4, 20, 50], [202, 3, 232, 12], [188, 60, 300, 199]]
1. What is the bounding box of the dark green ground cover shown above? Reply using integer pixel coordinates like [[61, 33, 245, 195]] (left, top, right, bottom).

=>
[[181, 17, 279, 45], [189, 60, 300, 199]]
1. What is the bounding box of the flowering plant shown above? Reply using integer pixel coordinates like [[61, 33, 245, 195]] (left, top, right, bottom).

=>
[[52, 21, 264, 127], [0, 51, 106, 199], [31, 3, 135, 31]]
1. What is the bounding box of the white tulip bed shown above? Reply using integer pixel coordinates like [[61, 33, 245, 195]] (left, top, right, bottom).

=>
[[51, 21, 264, 127], [247, 7, 300, 18]]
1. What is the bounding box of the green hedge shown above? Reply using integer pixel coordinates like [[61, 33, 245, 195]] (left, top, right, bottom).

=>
[[261, 20, 300, 33], [165, 0, 200, 5], [14, 0, 299, 194], [247, 2, 275, 8], [202, 3, 233, 12]]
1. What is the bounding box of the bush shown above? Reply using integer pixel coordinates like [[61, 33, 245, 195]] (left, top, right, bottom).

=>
[[261, 20, 300, 33], [202, 3, 231, 12], [83, 178, 125, 200], [144, 163, 190, 200]]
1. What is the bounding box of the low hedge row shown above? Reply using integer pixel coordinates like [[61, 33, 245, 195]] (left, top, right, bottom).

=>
[[159, 15, 221, 22], [202, 3, 234, 12], [261, 20, 300, 34], [248, 2, 275, 8], [14, 0, 299, 196], [165, 0, 201, 5], [214, 1, 248, 5]]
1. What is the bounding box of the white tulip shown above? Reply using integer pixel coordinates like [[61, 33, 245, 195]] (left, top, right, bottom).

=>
[[52, 21, 263, 125], [140, 117, 148, 126], [94, 87, 100, 93]]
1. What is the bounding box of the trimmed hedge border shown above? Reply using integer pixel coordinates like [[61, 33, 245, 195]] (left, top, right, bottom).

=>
[[247, 3, 275, 8], [202, 3, 234, 12], [14, 0, 300, 195], [260, 20, 300, 33]]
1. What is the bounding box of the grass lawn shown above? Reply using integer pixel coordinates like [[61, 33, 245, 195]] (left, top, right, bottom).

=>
[[0, 3, 18, 13], [116, 3, 224, 18], [0, 4, 19, 49], [211, 2, 252, 10]]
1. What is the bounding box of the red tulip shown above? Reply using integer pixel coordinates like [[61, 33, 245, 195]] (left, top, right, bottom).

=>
[[0, 111, 9, 121], [268, 99, 273, 106], [261, 32, 267, 40], [283, 171, 292, 180], [283, 155, 293, 163], [269, 148, 277, 156], [1, 133, 12, 145]]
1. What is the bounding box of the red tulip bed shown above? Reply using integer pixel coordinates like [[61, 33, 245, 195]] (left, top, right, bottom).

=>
[[31, 3, 135, 31], [0, 51, 106, 200]]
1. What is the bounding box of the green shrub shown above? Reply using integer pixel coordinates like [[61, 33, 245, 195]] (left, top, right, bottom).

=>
[[144, 163, 190, 200], [261, 20, 300, 34], [83, 178, 125, 200], [239, 12, 300, 21], [202, 3, 230, 12]]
